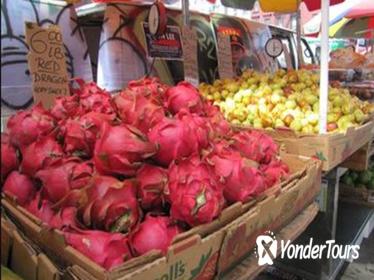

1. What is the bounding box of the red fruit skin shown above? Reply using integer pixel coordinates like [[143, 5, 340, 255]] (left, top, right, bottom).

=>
[[36, 158, 94, 204], [206, 141, 266, 203], [81, 176, 140, 233], [167, 156, 225, 226], [260, 159, 290, 188], [165, 82, 204, 115], [231, 130, 278, 164], [61, 112, 111, 157], [7, 104, 55, 150], [50, 95, 80, 121], [21, 136, 63, 176], [147, 117, 197, 166], [1, 133, 18, 182], [94, 123, 157, 176], [3, 171, 36, 206], [25, 192, 54, 224], [64, 229, 132, 270], [113, 90, 165, 133], [49, 207, 81, 231], [130, 215, 181, 256], [136, 164, 168, 210]]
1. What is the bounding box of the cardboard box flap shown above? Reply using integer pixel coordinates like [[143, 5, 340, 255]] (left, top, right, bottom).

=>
[[11, 231, 38, 280], [37, 254, 61, 280], [168, 234, 201, 260], [2, 199, 42, 235]]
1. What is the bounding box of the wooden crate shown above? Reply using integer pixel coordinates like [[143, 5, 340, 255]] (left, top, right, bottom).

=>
[[342, 139, 374, 171]]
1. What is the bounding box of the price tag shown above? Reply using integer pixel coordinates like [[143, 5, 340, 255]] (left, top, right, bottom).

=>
[[25, 22, 69, 109], [217, 33, 233, 79], [182, 26, 199, 87]]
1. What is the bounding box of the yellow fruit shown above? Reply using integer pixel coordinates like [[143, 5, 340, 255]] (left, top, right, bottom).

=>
[[290, 119, 302, 132]]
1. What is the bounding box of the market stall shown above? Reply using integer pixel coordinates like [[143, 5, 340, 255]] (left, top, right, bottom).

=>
[[1, 0, 373, 280]]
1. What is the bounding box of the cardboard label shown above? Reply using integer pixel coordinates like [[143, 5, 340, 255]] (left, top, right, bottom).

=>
[[143, 23, 183, 60], [182, 26, 199, 87], [217, 33, 233, 79], [25, 22, 69, 109]]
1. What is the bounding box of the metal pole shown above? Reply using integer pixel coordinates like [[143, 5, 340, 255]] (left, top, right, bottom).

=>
[[319, 0, 329, 134], [296, 1, 303, 69], [182, 0, 190, 27]]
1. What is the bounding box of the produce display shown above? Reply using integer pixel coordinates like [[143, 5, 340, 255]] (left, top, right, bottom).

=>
[[199, 69, 374, 133], [329, 48, 374, 69], [341, 164, 374, 190], [1, 78, 290, 270]]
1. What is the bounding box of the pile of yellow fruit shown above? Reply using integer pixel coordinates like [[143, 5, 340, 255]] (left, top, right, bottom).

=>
[[199, 70, 374, 134]]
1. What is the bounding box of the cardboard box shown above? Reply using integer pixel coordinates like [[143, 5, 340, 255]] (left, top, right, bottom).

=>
[[342, 139, 374, 171], [1, 217, 61, 280], [263, 120, 374, 172], [216, 157, 321, 276], [339, 184, 374, 208], [1, 154, 318, 280], [221, 202, 319, 280]]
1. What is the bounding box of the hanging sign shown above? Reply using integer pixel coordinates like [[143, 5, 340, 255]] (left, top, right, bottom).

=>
[[182, 26, 199, 87], [143, 23, 183, 60], [25, 22, 69, 109], [265, 38, 283, 58], [217, 33, 234, 79]]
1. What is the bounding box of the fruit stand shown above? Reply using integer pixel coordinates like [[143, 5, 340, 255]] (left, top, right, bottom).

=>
[[1, 0, 374, 280]]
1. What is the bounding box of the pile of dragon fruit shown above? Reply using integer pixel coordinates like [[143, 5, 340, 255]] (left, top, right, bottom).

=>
[[1, 77, 289, 270]]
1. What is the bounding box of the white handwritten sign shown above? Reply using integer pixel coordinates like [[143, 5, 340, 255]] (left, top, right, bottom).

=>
[[217, 33, 233, 79], [25, 22, 69, 109], [182, 26, 199, 87]]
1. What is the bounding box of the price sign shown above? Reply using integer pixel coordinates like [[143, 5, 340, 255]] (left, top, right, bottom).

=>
[[182, 26, 199, 87], [217, 33, 233, 79], [25, 22, 69, 109]]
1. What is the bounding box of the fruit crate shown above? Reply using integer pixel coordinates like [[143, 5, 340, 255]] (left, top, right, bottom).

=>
[[261, 120, 374, 172], [216, 157, 322, 276], [339, 184, 374, 208], [342, 139, 374, 171], [1, 154, 320, 280]]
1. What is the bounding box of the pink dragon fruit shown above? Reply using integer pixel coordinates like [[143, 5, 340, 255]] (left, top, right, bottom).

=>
[[49, 207, 81, 231], [61, 112, 111, 157], [147, 117, 198, 166], [94, 123, 157, 176], [64, 229, 132, 270], [7, 104, 55, 150], [36, 158, 94, 204], [72, 79, 116, 119], [81, 176, 140, 233], [167, 156, 225, 226], [3, 171, 36, 206], [130, 215, 181, 256], [128, 77, 168, 105], [260, 159, 290, 188], [21, 136, 63, 176], [176, 109, 210, 150], [113, 90, 165, 133], [50, 95, 80, 121], [206, 140, 266, 203], [231, 130, 278, 164], [136, 164, 168, 210], [1, 133, 18, 182], [25, 191, 54, 223], [165, 82, 204, 115], [203, 103, 232, 138]]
